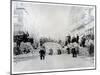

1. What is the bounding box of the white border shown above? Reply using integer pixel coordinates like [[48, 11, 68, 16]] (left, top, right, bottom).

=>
[[11, 1, 96, 74]]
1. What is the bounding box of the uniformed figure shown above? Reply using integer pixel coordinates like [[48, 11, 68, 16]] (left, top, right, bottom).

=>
[[57, 49, 61, 55], [67, 35, 71, 44], [80, 35, 86, 47], [39, 46, 46, 60], [71, 47, 77, 57], [71, 43, 78, 58], [67, 47, 70, 54], [65, 40, 68, 46], [76, 34, 79, 43]]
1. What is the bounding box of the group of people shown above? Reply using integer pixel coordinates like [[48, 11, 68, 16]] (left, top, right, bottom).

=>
[[65, 34, 80, 57], [66, 43, 79, 58], [14, 31, 94, 59], [65, 33, 94, 57], [39, 46, 62, 60], [38, 34, 80, 60]]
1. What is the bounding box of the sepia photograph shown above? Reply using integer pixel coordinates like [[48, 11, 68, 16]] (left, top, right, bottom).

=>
[[11, 0, 96, 74]]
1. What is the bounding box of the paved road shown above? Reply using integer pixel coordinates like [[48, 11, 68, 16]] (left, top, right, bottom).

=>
[[13, 54, 94, 73]]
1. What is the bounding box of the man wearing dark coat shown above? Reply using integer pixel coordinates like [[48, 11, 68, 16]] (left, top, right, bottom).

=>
[[39, 46, 46, 60], [76, 34, 79, 43], [71, 47, 77, 57]]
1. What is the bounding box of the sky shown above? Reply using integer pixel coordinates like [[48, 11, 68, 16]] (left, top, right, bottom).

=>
[[13, 1, 95, 40]]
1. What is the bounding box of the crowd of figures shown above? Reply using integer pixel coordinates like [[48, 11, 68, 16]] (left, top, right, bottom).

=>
[[13, 31, 94, 59], [64, 34, 94, 57]]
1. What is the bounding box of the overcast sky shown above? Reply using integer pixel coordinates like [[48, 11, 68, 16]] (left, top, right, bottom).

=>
[[13, 1, 95, 40]]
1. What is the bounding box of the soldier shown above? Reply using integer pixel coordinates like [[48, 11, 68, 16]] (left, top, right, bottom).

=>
[[76, 34, 79, 43], [71, 47, 77, 57], [57, 49, 61, 55], [71, 44, 77, 58], [67, 44, 71, 54], [65, 40, 68, 46], [81, 36, 86, 47], [67, 47, 70, 54], [39, 46, 46, 60], [67, 35, 71, 44]]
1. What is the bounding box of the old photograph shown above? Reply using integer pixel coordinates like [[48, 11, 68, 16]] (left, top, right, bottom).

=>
[[11, 0, 96, 74]]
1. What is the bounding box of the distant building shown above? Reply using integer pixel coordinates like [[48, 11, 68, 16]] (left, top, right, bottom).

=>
[[71, 8, 95, 37], [12, 2, 24, 32], [12, 2, 29, 36]]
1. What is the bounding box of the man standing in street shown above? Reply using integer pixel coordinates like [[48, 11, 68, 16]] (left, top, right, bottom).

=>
[[39, 46, 46, 60]]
